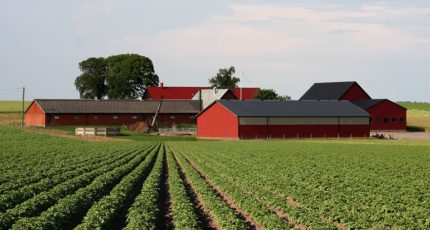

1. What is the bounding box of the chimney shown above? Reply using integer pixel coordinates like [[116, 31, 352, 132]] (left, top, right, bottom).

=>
[[213, 87, 217, 96], [160, 82, 164, 88]]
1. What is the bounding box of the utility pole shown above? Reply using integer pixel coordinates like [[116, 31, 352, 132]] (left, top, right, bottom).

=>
[[21, 87, 25, 129]]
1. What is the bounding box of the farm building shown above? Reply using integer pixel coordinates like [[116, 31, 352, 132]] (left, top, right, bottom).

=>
[[352, 99, 407, 131], [192, 88, 237, 109], [300, 81, 407, 131], [197, 100, 370, 139], [25, 99, 200, 127], [300, 81, 371, 101], [143, 82, 259, 100]]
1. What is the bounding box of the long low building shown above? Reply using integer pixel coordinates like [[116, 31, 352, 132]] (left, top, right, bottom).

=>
[[25, 99, 201, 127], [196, 100, 370, 139]]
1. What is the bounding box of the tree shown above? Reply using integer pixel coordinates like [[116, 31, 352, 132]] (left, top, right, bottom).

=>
[[106, 54, 159, 99], [253, 89, 291, 100], [209, 66, 240, 89], [74, 57, 107, 99]]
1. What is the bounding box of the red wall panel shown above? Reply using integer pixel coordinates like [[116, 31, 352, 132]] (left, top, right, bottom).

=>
[[338, 125, 370, 137], [341, 84, 371, 101], [366, 100, 406, 130], [25, 102, 46, 127], [238, 124, 369, 139], [197, 103, 238, 138], [44, 113, 196, 126]]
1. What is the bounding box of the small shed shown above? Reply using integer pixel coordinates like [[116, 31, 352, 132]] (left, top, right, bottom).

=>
[[196, 100, 370, 139]]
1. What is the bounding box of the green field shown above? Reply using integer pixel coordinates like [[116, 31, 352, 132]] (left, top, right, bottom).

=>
[[398, 101, 430, 111], [1, 125, 430, 229], [0, 101, 31, 112], [398, 102, 430, 131]]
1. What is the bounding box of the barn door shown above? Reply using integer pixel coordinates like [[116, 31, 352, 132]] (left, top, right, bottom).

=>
[[46, 115, 52, 125]]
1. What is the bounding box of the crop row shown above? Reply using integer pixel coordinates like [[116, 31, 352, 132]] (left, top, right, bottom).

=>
[[183, 147, 334, 229], [171, 141, 430, 229], [124, 144, 165, 229], [0, 144, 156, 229], [0, 147, 137, 194], [165, 146, 201, 229], [0, 146, 147, 213], [75, 144, 160, 229], [171, 146, 248, 229], [9, 144, 157, 230]]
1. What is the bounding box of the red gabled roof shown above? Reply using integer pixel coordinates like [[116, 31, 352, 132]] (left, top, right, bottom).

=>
[[145, 86, 211, 99], [231, 88, 260, 100], [145, 85, 260, 100]]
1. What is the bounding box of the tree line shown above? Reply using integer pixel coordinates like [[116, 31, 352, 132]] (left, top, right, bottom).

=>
[[75, 54, 290, 100]]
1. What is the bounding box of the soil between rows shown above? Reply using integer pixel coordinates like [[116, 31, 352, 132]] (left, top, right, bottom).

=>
[[178, 151, 260, 230], [171, 150, 217, 230]]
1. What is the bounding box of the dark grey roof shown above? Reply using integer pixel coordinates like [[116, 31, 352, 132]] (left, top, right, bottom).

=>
[[352, 99, 385, 110], [300, 81, 366, 100], [352, 99, 407, 110], [215, 100, 369, 117], [31, 99, 200, 114]]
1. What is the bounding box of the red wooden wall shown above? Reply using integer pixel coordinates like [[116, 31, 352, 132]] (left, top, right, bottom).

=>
[[25, 102, 46, 127], [44, 113, 195, 126], [197, 102, 238, 139], [238, 124, 369, 139], [341, 83, 371, 101], [366, 100, 407, 130]]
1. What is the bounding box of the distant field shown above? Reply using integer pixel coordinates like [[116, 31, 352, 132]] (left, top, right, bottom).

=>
[[397, 102, 430, 131], [0, 100, 31, 112], [398, 101, 430, 111]]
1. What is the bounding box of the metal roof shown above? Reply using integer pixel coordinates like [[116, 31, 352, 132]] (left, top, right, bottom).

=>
[[300, 81, 362, 100], [215, 100, 369, 117], [352, 99, 407, 110], [144, 86, 259, 100], [31, 99, 201, 114], [352, 99, 386, 110]]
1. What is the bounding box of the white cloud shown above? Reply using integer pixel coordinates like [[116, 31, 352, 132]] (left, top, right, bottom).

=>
[[78, 2, 430, 100]]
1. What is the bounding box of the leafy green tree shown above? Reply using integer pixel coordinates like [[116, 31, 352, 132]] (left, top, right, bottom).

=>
[[74, 57, 107, 99], [209, 66, 240, 89], [253, 89, 291, 100], [106, 54, 159, 99]]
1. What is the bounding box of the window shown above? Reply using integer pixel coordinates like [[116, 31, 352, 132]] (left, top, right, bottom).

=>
[[93, 115, 99, 119], [400, 118, 404, 123], [369, 118, 373, 123], [73, 115, 80, 120], [376, 117, 381, 123], [132, 115, 138, 120], [384, 118, 389, 123], [170, 115, 176, 120], [54, 116, 60, 120], [392, 118, 397, 123], [113, 115, 118, 120], [189, 115, 195, 119]]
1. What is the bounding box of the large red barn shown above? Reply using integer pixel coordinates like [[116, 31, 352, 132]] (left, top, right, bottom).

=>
[[25, 99, 200, 127], [197, 100, 370, 139]]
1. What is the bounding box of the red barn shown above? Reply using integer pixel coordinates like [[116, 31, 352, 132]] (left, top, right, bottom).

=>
[[197, 100, 370, 139], [352, 99, 407, 131], [143, 83, 259, 100], [300, 81, 407, 131], [300, 81, 371, 101], [25, 99, 200, 127]]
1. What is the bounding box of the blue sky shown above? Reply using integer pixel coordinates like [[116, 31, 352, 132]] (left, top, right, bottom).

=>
[[1, 1, 430, 101]]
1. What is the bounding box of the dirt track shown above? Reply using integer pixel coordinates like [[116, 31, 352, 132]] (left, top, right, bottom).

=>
[[371, 131, 430, 140]]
